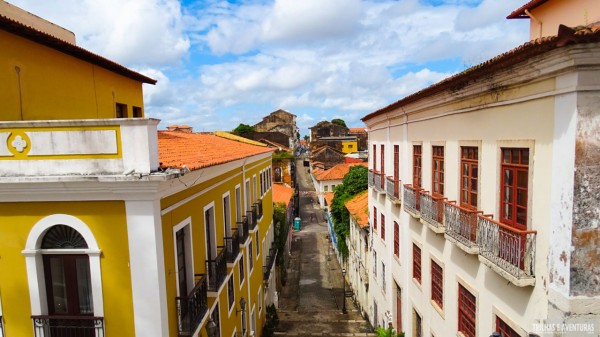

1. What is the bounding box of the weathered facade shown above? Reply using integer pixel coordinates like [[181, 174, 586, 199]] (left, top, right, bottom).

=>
[[310, 146, 346, 170], [362, 7, 600, 337], [309, 121, 349, 141], [253, 109, 299, 147]]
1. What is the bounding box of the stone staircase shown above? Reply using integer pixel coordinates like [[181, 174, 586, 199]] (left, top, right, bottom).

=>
[[274, 309, 377, 337]]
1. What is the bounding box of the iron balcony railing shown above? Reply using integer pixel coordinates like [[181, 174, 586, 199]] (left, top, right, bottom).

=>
[[403, 184, 421, 217], [206, 246, 227, 292], [255, 199, 263, 219], [263, 248, 278, 283], [478, 215, 537, 281], [176, 274, 208, 337], [32, 316, 104, 337], [373, 171, 384, 192], [368, 169, 375, 187], [386, 176, 401, 202], [225, 227, 241, 263], [444, 202, 482, 253], [237, 217, 249, 244], [420, 191, 446, 231], [247, 207, 257, 231]]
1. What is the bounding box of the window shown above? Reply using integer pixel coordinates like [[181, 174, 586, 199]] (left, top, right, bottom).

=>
[[132, 106, 143, 117], [380, 214, 385, 241], [373, 301, 378, 327], [395, 285, 402, 332], [458, 284, 476, 337], [380, 144, 385, 176], [431, 260, 443, 309], [373, 207, 377, 231], [432, 146, 444, 195], [211, 304, 221, 337], [413, 244, 421, 284], [248, 241, 254, 271], [258, 287, 263, 312], [373, 144, 377, 171], [252, 176, 257, 203], [381, 262, 386, 292], [228, 277, 235, 310], [460, 147, 479, 209], [500, 148, 529, 230], [115, 103, 127, 118], [394, 144, 400, 186], [255, 231, 260, 257], [260, 172, 264, 196], [239, 255, 245, 284], [413, 145, 422, 187], [324, 185, 329, 192], [224, 195, 231, 237], [235, 186, 242, 222], [496, 316, 520, 337], [413, 309, 422, 337], [394, 221, 399, 257], [349, 144, 354, 149], [373, 251, 377, 279]]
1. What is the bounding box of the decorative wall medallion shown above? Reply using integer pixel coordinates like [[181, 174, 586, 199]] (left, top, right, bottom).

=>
[[11, 135, 27, 152]]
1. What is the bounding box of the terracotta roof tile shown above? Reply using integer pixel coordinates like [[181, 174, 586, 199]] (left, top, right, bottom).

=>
[[507, 0, 548, 19], [272, 184, 294, 206], [348, 127, 366, 133], [213, 131, 267, 147], [158, 131, 274, 171], [324, 192, 335, 206], [315, 162, 368, 181], [345, 191, 369, 229]]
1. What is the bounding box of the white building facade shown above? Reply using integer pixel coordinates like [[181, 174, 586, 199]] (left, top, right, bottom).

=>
[[364, 27, 600, 337]]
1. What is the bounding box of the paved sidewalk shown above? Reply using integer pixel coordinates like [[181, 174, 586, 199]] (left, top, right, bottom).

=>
[[275, 160, 374, 337]]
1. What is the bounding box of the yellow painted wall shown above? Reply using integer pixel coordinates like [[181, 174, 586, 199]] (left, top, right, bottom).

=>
[[342, 141, 358, 154], [0, 30, 145, 121], [161, 157, 273, 336], [0, 200, 135, 337]]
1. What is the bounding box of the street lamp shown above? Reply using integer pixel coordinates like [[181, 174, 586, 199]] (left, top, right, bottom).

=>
[[237, 297, 247, 315], [341, 268, 347, 314], [206, 318, 217, 337]]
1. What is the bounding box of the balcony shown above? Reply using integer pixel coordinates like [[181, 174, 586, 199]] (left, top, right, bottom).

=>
[[403, 184, 421, 218], [443, 202, 481, 254], [225, 227, 241, 263], [255, 199, 263, 219], [385, 176, 401, 205], [176, 274, 209, 336], [32, 316, 104, 337], [373, 171, 385, 193], [206, 246, 227, 292], [247, 206, 258, 231], [477, 215, 537, 287], [237, 217, 249, 244], [419, 191, 446, 233], [263, 247, 278, 284]]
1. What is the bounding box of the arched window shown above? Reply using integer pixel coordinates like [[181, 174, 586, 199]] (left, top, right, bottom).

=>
[[23, 214, 104, 332]]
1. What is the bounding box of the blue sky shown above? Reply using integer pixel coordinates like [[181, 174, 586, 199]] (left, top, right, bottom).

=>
[[8, 0, 529, 136]]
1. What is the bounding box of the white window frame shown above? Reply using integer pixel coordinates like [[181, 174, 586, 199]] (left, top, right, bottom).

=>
[[22, 214, 104, 316], [173, 217, 195, 297]]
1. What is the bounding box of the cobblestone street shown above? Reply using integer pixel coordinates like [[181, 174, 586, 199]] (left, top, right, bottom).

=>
[[275, 160, 375, 336]]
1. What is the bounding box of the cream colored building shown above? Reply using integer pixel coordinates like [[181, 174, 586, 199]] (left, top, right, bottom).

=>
[[345, 191, 370, 319], [363, 3, 600, 336]]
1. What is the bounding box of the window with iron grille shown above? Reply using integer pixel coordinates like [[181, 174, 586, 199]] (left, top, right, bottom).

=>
[[431, 260, 443, 309], [500, 148, 529, 230], [413, 145, 422, 188], [394, 221, 399, 257], [373, 206, 377, 231], [412, 244, 421, 284], [432, 146, 444, 195], [496, 316, 520, 337], [458, 284, 476, 337], [380, 214, 385, 241], [460, 147, 478, 209]]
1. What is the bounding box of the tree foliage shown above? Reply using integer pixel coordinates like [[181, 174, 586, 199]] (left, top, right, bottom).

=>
[[331, 118, 347, 127], [330, 165, 368, 259], [375, 327, 404, 337], [303, 135, 310, 142], [232, 123, 254, 135]]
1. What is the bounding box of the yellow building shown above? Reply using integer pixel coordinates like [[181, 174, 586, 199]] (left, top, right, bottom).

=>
[[0, 4, 276, 337]]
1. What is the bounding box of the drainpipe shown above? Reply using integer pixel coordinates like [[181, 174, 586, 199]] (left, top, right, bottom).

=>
[[525, 9, 543, 39]]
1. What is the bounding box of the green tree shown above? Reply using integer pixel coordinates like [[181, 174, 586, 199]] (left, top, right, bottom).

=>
[[232, 123, 254, 135], [331, 118, 347, 127], [330, 165, 368, 259], [375, 327, 404, 337], [303, 135, 310, 142], [273, 202, 289, 285]]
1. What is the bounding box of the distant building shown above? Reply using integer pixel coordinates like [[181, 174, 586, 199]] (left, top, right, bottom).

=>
[[310, 162, 368, 206], [312, 136, 359, 154], [345, 191, 370, 319], [348, 127, 368, 151], [309, 121, 349, 142], [253, 109, 299, 148], [310, 145, 346, 170]]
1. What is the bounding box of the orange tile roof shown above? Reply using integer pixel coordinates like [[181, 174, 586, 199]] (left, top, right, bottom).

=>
[[324, 192, 335, 207], [348, 127, 366, 133], [158, 131, 274, 170], [272, 184, 294, 206], [345, 191, 369, 229], [315, 162, 368, 181]]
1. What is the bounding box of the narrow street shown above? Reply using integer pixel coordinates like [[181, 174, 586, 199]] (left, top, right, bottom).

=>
[[275, 159, 375, 336]]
